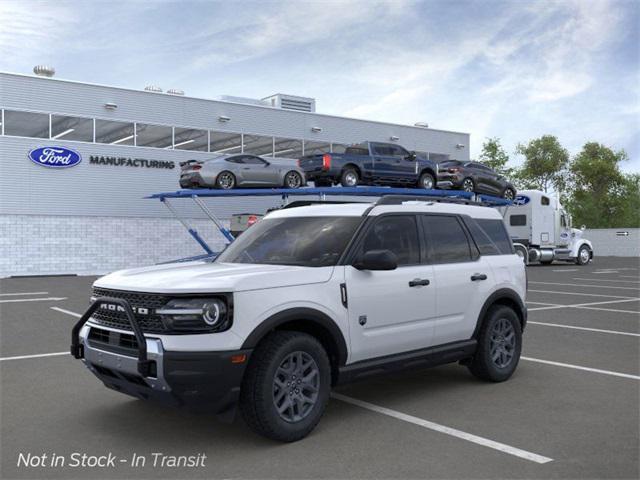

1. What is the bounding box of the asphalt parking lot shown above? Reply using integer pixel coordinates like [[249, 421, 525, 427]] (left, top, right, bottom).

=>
[[1, 256, 638, 479]]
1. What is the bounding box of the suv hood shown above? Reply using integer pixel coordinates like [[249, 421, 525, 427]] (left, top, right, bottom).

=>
[[94, 261, 334, 294]]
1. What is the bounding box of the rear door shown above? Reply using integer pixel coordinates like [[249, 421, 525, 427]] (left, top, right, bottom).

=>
[[345, 214, 436, 362], [421, 214, 494, 345]]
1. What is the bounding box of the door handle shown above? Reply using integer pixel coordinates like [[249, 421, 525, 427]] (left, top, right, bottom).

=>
[[409, 278, 430, 287], [471, 273, 487, 281]]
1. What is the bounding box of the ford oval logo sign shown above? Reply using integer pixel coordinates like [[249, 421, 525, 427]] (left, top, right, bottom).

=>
[[513, 195, 530, 206], [28, 146, 82, 168]]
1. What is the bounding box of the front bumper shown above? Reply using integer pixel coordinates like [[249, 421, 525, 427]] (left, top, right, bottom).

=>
[[72, 298, 250, 416], [78, 323, 251, 415]]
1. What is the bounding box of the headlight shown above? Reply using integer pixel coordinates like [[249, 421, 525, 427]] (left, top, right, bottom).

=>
[[157, 297, 231, 332]]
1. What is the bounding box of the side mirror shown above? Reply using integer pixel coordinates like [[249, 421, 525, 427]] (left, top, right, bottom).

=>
[[581, 225, 586, 231], [407, 151, 417, 161], [353, 249, 398, 271]]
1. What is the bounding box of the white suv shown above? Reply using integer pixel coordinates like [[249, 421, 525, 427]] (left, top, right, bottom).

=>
[[71, 197, 527, 442]]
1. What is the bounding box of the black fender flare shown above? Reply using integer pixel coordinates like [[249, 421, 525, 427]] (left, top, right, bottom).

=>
[[472, 288, 527, 338], [241, 307, 349, 366]]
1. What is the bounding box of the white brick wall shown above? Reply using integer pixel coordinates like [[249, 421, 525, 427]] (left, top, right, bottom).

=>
[[0, 214, 229, 277], [584, 228, 640, 257]]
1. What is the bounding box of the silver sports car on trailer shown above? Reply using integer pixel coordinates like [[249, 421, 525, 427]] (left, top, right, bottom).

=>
[[179, 154, 306, 189]]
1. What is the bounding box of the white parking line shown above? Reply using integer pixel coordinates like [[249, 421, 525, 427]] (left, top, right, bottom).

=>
[[572, 277, 640, 284], [552, 269, 579, 272], [528, 297, 640, 312], [529, 281, 639, 291], [522, 357, 640, 381], [620, 275, 640, 279], [593, 271, 619, 274], [0, 297, 67, 304], [528, 321, 640, 337], [0, 291, 49, 296], [0, 352, 68, 362], [50, 306, 81, 318], [526, 301, 558, 306], [332, 393, 553, 464], [575, 306, 640, 315], [529, 289, 637, 299]]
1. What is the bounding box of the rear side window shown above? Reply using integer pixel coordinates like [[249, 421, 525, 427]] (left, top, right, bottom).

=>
[[467, 218, 514, 255], [510, 215, 526, 226], [422, 215, 472, 264], [345, 147, 369, 156], [360, 216, 420, 266]]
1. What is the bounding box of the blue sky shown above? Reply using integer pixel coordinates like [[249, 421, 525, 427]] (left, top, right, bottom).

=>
[[1, 0, 638, 171]]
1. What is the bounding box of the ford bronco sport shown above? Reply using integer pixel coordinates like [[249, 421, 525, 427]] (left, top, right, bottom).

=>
[[71, 196, 527, 442]]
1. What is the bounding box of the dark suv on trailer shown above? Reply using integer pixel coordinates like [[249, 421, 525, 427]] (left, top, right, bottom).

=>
[[437, 160, 516, 200]]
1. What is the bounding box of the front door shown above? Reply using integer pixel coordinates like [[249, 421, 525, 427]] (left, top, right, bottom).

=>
[[344, 215, 436, 363]]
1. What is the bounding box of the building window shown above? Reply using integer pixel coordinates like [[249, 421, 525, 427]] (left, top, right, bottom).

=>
[[3, 110, 49, 138], [273, 137, 303, 159], [50, 114, 93, 142], [429, 153, 450, 163], [331, 143, 348, 154], [303, 140, 331, 155], [210, 131, 243, 154], [243, 134, 274, 156], [135, 123, 173, 148], [173, 127, 208, 151], [95, 119, 135, 145]]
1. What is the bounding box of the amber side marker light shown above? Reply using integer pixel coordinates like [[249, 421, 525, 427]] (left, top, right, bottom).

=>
[[231, 354, 247, 364]]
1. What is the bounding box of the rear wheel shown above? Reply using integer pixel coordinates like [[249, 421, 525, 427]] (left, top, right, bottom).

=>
[[468, 305, 522, 382], [418, 172, 435, 190], [240, 331, 331, 442], [503, 187, 516, 200], [462, 177, 475, 192], [340, 168, 359, 187], [216, 171, 236, 189], [284, 171, 303, 189], [576, 245, 591, 265]]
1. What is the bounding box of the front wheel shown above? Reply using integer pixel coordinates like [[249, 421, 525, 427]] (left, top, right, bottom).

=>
[[467, 305, 522, 382], [240, 331, 331, 442], [418, 172, 435, 190], [284, 171, 303, 189], [216, 171, 236, 189], [462, 177, 475, 192], [576, 245, 591, 265]]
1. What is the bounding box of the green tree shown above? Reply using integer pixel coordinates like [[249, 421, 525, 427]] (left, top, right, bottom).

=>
[[479, 137, 511, 175], [515, 135, 569, 193], [565, 142, 638, 228]]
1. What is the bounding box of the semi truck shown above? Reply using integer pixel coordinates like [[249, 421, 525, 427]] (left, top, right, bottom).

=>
[[501, 190, 593, 265]]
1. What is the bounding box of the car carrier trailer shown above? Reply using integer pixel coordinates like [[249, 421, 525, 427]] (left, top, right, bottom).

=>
[[147, 186, 511, 260]]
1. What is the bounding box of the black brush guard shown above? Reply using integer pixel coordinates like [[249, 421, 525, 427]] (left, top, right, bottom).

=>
[[71, 297, 153, 377]]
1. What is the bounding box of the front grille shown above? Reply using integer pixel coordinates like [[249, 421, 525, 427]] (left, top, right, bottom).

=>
[[91, 288, 169, 333], [88, 327, 139, 356]]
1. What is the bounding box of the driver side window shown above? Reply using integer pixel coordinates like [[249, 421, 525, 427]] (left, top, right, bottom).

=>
[[359, 216, 420, 266]]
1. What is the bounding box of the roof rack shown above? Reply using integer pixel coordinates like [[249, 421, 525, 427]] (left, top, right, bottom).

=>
[[146, 186, 511, 259], [375, 194, 499, 207]]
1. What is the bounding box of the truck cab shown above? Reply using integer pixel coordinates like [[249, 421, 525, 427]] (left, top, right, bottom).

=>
[[502, 190, 593, 265]]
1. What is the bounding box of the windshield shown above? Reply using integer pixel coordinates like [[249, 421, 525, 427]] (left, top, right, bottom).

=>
[[216, 216, 362, 267]]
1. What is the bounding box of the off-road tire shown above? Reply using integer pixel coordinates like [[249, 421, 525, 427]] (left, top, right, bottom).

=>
[[240, 331, 331, 442], [468, 305, 522, 382]]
